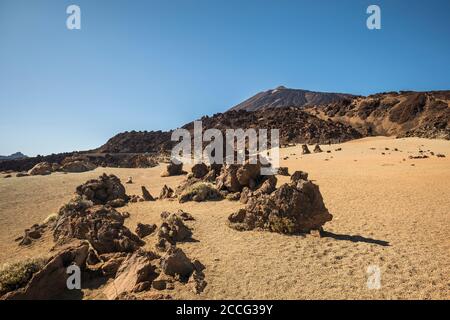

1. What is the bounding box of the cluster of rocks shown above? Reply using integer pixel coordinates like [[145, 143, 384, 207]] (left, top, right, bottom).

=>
[[169, 161, 280, 205], [75, 173, 129, 207], [228, 170, 332, 234], [301, 144, 323, 155], [23, 157, 96, 177], [4, 175, 206, 300]]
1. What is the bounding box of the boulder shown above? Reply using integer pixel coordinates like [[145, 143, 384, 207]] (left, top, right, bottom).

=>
[[302, 144, 311, 155], [1, 240, 90, 300], [228, 173, 332, 234], [141, 186, 155, 201], [28, 162, 52, 176], [160, 247, 194, 278], [135, 223, 157, 238], [159, 185, 174, 199], [157, 212, 192, 244], [100, 252, 128, 277], [103, 250, 159, 300], [313, 144, 323, 153], [215, 162, 266, 193], [290, 170, 308, 182], [191, 163, 208, 179], [17, 224, 47, 246], [76, 174, 128, 205], [16, 172, 29, 178], [60, 160, 96, 173], [176, 209, 195, 221], [160, 162, 185, 177], [277, 167, 289, 176], [53, 201, 143, 254], [107, 198, 126, 208], [255, 175, 277, 195]]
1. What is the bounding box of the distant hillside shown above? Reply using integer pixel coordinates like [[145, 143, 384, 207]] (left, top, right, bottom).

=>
[[305, 91, 450, 139], [95, 108, 362, 155], [96, 130, 173, 154], [1, 88, 448, 173], [229, 86, 357, 112], [0, 152, 27, 161], [182, 108, 362, 145]]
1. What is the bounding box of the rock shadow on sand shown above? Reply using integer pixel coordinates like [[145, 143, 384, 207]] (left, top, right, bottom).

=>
[[321, 231, 390, 246]]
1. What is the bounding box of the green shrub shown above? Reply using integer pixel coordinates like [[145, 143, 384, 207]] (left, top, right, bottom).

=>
[[0, 257, 47, 295]]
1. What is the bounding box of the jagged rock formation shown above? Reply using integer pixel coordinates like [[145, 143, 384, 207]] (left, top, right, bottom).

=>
[[228, 170, 332, 234], [3, 176, 206, 300], [75, 174, 128, 205], [306, 91, 450, 139]]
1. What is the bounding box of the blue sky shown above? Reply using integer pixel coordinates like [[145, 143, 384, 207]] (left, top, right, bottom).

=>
[[1, 0, 450, 156]]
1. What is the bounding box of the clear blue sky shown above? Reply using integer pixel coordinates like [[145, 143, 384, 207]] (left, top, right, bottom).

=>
[[1, 0, 449, 156]]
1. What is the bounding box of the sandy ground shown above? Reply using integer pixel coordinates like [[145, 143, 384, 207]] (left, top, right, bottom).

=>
[[0, 136, 449, 300]]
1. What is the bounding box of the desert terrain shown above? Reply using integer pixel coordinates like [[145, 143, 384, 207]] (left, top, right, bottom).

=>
[[0, 136, 449, 299]]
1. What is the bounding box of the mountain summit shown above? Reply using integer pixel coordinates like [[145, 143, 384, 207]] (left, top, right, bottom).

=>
[[229, 86, 357, 112], [0, 152, 28, 161]]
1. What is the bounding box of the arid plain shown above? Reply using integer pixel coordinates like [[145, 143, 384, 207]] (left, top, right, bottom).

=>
[[0, 137, 449, 299]]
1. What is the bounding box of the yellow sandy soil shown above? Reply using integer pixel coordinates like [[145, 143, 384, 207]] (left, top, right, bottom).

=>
[[0, 137, 449, 299]]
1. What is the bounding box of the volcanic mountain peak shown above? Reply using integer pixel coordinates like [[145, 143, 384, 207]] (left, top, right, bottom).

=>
[[229, 86, 357, 112]]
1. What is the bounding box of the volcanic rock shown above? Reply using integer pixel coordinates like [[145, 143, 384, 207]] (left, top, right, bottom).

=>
[[159, 185, 174, 199], [135, 223, 157, 238], [53, 200, 143, 254], [314, 144, 323, 153], [28, 162, 52, 176], [141, 186, 155, 201], [60, 160, 96, 173], [16, 172, 29, 177], [161, 162, 185, 177], [277, 167, 289, 176], [191, 163, 209, 179], [302, 144, 311, 154], [76, 174, 128, 205], [160, 247, 194, 278], [103, 250, 159, 300], [157, 212, 192, 245], [228, 174, 332, 234], [290, 171, 308, 182], [2, 240, 90, 300]]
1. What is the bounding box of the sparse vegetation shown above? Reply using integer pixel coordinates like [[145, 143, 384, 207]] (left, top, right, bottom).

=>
[[0, 257, 47, 295], [268, 215, 297, 234], [179, 182, 223, 203], [43, 213, 58, 224]]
